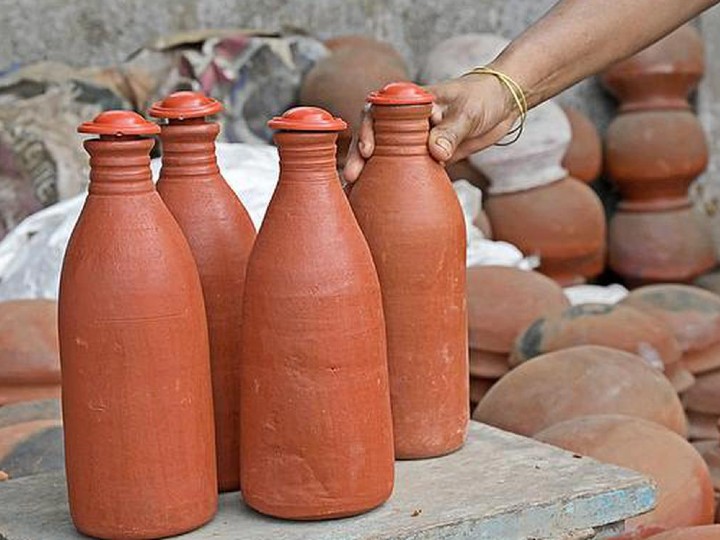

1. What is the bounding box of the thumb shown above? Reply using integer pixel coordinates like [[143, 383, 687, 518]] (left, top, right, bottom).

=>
[[428, 112, 472, 163]]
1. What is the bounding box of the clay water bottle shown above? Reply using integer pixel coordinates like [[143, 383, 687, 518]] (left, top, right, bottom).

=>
[[59, 111, 217, 539], [349, 82, 469, 459], [149, 91, 256, 493], [240, 107, 394, 519]]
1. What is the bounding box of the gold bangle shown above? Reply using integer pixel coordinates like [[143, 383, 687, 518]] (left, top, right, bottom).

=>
[[462, 66, 528, 146]]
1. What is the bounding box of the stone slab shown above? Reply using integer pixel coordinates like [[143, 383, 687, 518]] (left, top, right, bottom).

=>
[[0, 421, 654, 540]]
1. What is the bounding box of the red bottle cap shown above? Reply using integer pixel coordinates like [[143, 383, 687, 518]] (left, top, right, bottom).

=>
[[148, 91, 224, 119], [268, 106, 347, 132], [367, 82, 434, 105], [78, 111, 160, 136]]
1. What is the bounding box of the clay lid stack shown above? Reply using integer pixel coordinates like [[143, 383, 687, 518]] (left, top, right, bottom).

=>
[[465, 266, 569, 407], [510, 302, 688, 389], [0, 300, 60, 405], [621, 285, 720, 442]]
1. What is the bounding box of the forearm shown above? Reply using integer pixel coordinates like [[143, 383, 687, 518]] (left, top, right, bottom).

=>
[[492, 0, 719, 108]]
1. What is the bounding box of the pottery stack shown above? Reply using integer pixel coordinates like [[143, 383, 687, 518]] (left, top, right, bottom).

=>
[[465, 266, 569, 407], [561, 105, 603, 185], [603, 24, 715, 285], [421, 33, 607, 286], [620, 284, 720, 442], [300, 35, 410, 167], [510, 302, 690, 393]]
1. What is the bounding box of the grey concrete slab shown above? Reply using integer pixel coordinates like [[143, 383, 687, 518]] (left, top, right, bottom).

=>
[[0, 421, 654, 540]]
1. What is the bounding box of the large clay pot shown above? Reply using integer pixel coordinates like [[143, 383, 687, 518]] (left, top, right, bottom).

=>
[[647, 526, 720, 540], [467, 266, 569, 353], [150, 91, 256, 493], [240, 107, 394, 520], [621, 285, 720, 353], [561, 106, 603, 184], [606, 111, 708, 211], [0, 299, 60, 405], [420, 33, 509, 85], [511, 303, 682, 371], [484, 177, 606, 286], [60, 111, 217, 539], [602, 25, 703, 113], [349, 82, 468, 459], [300, 36, 409, 166], [608, 206, 716, 286], [536, 415, 714, 538], [0, 398, 60, 429], [474, 346, 687, 437]]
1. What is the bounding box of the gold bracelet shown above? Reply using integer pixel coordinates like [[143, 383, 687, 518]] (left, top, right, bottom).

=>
[[462, 66, 528, 146]]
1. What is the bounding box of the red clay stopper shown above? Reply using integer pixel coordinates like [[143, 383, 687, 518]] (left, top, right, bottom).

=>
[[268, 106, 347, 131], [78, 110, 160, 136], [150, 91, 257, 493], [149, 91, 223, 119], [367, 81, 434, 105]]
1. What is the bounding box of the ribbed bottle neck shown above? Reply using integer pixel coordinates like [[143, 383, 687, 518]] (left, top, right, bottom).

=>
[[158, 121, 220, 179], [372, 104, 431, 156], [85, 137, 155, 195], [274, 131, 340, 181]]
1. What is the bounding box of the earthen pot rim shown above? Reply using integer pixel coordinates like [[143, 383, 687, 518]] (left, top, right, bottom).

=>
[[78, 110, 160, 136], [148, 91, 223, 119]]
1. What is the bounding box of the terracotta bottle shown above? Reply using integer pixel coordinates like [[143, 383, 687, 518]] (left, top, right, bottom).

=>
[[59, 111, 217, 539], [240, 107, 394, 520], [349, 82, 469, 459], [149, 91, 256, 493], [603, 24, 715, 285]]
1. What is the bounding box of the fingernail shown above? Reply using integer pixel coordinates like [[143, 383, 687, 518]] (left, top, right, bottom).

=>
[[436, 136, 452, 157], [359, 141, 368, 154]]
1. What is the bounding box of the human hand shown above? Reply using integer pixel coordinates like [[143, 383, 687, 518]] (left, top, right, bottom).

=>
[[343, 72, 518, 183]]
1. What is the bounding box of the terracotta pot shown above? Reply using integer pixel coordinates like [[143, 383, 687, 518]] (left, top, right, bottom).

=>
[[687, 410, 720, 441], [609, 207, 716, 286], [150, 91, 257, 493], [0, 299, 60, 405], [684, 370, 720, 416], [605, 111, 708, 211], [468, 348, 509, 379], [485, 177, 606, 286], [0, 398, 60, 429], [349, 83, 468, 459], [561, 106, 602, 184], [467, 266, 570, 353], [240, 107, 394, 520], [474, 345, 687, 437], [60, 111, 217, 539], [685, 342, 720, 375], [602, 25, 703, 113], [511, 303, 682, 372], [647, 525, 720, 540], [621, 284, 720, 353], [300, 37, 409, 167], [0, 419, 63, 479], [535, 415, 714, 538]]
